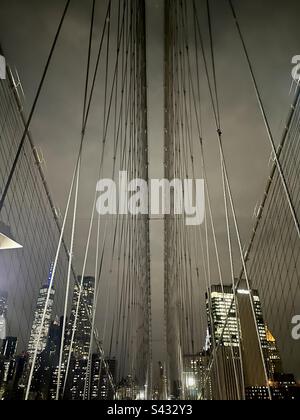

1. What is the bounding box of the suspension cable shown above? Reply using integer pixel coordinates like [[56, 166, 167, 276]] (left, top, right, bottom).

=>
[[0, 0, 71, 213], [205, 0, 272, 399], [228, 0, 300, 240]]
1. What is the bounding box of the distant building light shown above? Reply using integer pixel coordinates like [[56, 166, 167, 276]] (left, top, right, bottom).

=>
[[186, 376, 196, 389], [237, 289, 250, 295], [0, 315, 6, 340], [137, 390, 145, 400]]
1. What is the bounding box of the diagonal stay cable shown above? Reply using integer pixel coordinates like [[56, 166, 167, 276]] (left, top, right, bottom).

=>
[[228, 0, 300, 240], [0, 0, 71, 213], [25, 0, 112, 401]]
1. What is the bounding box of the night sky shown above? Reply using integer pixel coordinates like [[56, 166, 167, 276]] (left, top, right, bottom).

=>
[[0, 0, 300, 381]]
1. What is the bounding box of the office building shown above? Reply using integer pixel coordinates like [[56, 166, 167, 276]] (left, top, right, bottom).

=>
[[198, 351, 212, 400], [183, 354, 200, 400], [31, 317, 63, 399], [90, 355, 117, 400], [1, 337, 17, 359], [206, 284, 269, 399], [27, 284, 55, 362], [64, 277, 95, 400], [0, 291, 8, 340], [0, 335, 17, 399], [237, 286, 268, 388], [0, 291, 8, 318], [116, 375, 138, 401], [266, 328, 283, 379], [66, 276, 95, 360], [207, 285, 240, 348]]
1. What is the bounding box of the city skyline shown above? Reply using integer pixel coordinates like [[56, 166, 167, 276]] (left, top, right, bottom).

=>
[[0, 0, 300, 402], [1, 271, 299, 400]]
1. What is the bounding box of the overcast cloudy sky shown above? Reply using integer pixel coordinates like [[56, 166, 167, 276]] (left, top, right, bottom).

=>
[[1, 0, 300, 381]]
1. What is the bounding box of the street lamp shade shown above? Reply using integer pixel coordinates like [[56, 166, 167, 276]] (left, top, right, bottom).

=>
[[0, 221, 22, 250]]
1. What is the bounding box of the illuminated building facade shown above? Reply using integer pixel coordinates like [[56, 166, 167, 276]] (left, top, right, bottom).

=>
[[266, 328, 283, 379], [183, 352, 212, 400], [206, 284, 269, 399], [1, 337, 17, 359], [90, 355, 116, 400], [0, 291, 8, 318], [0, 291, 8, 340], [67, 276, 95, 360], [27, 284, 55, 362], [64, 277, 95, 400], [207, 285, 240, 348]]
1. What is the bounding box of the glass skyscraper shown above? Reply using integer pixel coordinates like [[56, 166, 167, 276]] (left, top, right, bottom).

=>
[[64, 276, 95, 400], [67, 276, 95, 360], [27, 284, 55, 362], [1, 337, 17, 359], [90, 355, 116, 400], [206, 284, 269, 399], [207, 285, 240, 348], [0, 291, 8, 340], [0, 291, 8, 317]]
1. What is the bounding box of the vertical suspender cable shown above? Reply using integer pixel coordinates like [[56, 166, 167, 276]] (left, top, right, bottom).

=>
[[206, 0, 272, 398], [62, 0, 115, 397], [200, 0, 272, 399], [192, 0, 242, 399], [56, 0, 96, 400], [25, 163, 77, 400]]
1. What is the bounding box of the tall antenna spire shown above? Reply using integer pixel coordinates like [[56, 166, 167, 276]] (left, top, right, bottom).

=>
[[48, 262, 55, 288]]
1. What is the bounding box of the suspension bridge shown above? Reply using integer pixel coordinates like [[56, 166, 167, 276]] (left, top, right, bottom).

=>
[[0, 0, 299, 401]]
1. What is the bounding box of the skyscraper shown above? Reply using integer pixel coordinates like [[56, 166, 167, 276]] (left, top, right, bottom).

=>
[[0, 316, 6, 341], [198, 351, 212, 401], [266, 328, 283, 379], [67, 276, 95, 360], [32, 317, 63, 399], [0, 291, 8, 340], [90, 355, 116, 400], [237, 287, 268, 389], [27, 284, 55, 362], [206, 284, 269, 400], [0, 336, 17, 399], [46, 317, 63, 366], [207, 285, 240, 348], [64, 276, 95, 400], [1, 337, 17, 359], [0, 291, 8, 317], [183, 354, 201, 400], [182, 352, 212, 401]]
